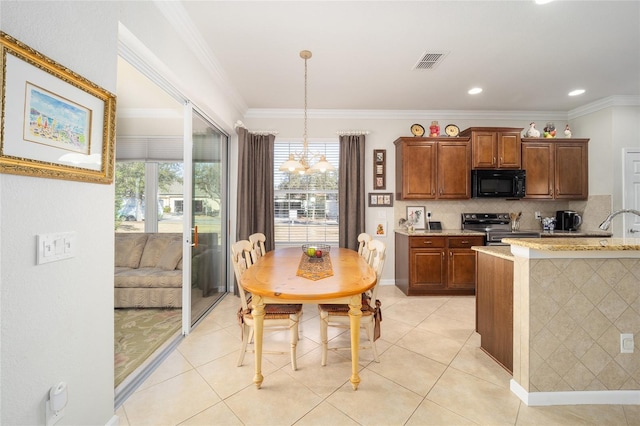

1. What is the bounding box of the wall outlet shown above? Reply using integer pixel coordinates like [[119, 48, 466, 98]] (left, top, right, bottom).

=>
[[621, 333, 634, 353], [535, 211, 541, 220], [426, 211, 432, 219]]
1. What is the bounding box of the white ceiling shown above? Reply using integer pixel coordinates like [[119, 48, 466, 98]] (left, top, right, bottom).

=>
[[117, 0, 640, 120]]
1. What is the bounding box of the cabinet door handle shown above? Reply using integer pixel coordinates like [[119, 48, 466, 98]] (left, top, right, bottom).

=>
[[493, 157, 496, 165], [461, 240, 469, 244], [424, 241, 433, 244], [449, 252, 452, 258]]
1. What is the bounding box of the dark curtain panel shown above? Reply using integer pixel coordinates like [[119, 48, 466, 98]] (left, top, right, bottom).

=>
[[338, 134, 366, 250], [236, 127, 275, 252]]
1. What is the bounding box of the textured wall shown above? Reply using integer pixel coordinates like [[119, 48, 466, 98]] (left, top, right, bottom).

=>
[[515, 255, 640, 393], [1, 2, 118, 424]]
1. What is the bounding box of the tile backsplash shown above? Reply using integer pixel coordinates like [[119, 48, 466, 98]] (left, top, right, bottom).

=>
[[393, 195, 612, 232]]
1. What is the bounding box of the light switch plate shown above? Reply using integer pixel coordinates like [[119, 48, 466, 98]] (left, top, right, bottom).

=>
[[37, 232, 76, 265]]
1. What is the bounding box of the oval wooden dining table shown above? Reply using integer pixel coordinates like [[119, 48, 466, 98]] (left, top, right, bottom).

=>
[[240, 246, 376, 390]]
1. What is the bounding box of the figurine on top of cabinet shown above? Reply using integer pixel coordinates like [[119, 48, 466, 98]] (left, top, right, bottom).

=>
[[429, 121, 440, 137], [543, 122, 556, 138], [526, 122, 540, 138], [564, 124, 572, 138]]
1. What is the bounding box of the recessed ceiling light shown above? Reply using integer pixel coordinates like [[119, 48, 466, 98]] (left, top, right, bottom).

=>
[[535, 0, 554, 4], [468, 88, 483, 95], [568, 89, 586, 96]]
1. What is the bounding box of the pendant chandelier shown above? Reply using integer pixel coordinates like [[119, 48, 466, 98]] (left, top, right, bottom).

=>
[[279, 50, 335, 175]]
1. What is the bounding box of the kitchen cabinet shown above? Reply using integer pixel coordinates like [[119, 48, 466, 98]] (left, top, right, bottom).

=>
[[394, 137, 471, 200], [448, 237, 481, 290], [521, 138, 589, 200], [395, 233, 484, 295], [460, 127, 523, 169], [476, 250, 514, 373]]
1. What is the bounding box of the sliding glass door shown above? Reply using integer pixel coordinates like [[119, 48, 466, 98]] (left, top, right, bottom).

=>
[[183, 105, 228, 329]]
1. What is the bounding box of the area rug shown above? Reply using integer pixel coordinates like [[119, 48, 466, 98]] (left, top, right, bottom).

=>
[[114, 308, 181, 387]]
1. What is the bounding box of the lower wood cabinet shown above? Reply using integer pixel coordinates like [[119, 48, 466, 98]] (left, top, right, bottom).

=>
[[395, 233, 484, 296], [476, 251, 514, 373]]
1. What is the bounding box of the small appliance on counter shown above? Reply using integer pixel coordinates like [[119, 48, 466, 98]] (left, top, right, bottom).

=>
[[461, 212, 540, 246], [555, 210, 582, 231]]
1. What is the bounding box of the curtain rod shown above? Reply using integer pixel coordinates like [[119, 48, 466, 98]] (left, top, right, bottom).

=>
[[235, 120, 279, 136], [336, 130, 370, 136]]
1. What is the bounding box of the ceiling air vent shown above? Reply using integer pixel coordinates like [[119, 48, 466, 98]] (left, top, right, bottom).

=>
[[413, 51, 449, 70]]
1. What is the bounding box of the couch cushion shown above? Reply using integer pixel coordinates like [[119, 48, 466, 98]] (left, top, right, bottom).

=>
[[114, 234, 149, 268], [139, 234, 181, 268], [114, 268, 183, 288], [157, 239, 183, 271]]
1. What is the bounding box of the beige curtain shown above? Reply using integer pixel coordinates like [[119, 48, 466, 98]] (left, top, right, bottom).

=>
[[236, 127, 275, 251], [338, 134, 366, 250]]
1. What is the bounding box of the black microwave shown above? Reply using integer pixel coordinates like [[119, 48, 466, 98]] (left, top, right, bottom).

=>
[[472, 169, 526, 198]]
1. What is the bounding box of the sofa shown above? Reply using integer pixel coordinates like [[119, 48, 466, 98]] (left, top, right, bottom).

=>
[[114, 233, 184, 308], [114, 232, 221, 308]]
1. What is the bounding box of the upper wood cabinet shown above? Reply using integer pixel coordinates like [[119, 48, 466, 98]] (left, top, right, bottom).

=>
[[394, 137, 471, 200], [460, 127, 523, 169], [521, 138, 589, 200]]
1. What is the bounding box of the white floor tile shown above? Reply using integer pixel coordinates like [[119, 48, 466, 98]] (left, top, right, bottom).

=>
[[120, 290, 634, 426]]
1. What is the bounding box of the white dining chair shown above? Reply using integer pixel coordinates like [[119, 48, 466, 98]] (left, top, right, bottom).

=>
[[231, 240, 303, 370], [357, 232, 373, 264], [248, 232, 267, 264], [318, 239, 386, 366]]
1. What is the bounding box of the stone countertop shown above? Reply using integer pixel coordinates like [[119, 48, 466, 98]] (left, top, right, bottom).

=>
[[472, 246, 514, 261], [395, 229, 485, 237], [502, 237, 640, 251], [538, 230, 613, 238]]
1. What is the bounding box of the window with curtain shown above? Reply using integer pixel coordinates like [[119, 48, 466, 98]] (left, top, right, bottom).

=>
[[274, 140, 339, 245]]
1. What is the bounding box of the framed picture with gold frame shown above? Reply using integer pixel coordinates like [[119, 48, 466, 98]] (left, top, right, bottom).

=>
[[0, 32, 116, 184], [373, 149, 386, 190]]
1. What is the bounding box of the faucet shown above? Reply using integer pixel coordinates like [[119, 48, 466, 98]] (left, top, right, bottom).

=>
[[599, 209, 640, 230]]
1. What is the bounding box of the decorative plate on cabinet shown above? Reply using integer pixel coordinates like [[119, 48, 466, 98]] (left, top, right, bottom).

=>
[[410, 124, 425, 137], [444, 124, 460, 137]]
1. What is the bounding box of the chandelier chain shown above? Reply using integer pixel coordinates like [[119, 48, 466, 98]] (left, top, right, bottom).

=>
[[303, 54, 308, 149]]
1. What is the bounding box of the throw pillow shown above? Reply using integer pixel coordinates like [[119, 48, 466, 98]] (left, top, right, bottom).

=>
[[156, 240, 183, 271], [139, 235, 174, 268], [114, 234, 148, 268]]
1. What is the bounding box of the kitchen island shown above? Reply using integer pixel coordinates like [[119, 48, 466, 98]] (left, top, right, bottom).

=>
[[502, 237, 640, 406], [474, 246, 514, 373]]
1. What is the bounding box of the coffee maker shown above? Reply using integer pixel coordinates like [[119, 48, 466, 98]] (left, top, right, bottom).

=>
[[555, 210, 582, 231]]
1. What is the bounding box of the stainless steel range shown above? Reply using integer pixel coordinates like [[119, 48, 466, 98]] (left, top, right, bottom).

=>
[[461, 213, 541, 246]]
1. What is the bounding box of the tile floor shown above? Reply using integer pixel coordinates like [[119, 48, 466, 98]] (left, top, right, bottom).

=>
[[117, 286, 640, 425]]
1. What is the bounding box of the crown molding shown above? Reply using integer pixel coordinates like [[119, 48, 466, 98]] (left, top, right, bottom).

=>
[[568, 95, 640, 120], [246, 96, 640, 121], [153, 0, 248, 114], [244, 108, 569, 121]]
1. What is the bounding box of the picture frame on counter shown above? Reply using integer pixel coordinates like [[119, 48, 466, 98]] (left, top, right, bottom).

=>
[[368, 192, 393, 207], [373, 149, 386, 190], [407, 206, 426, 230]]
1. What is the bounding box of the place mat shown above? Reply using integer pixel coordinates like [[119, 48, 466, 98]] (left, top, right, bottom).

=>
[[296, 253, 333, 280]]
